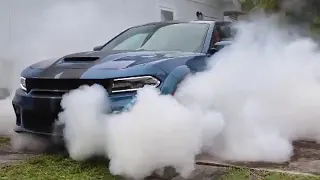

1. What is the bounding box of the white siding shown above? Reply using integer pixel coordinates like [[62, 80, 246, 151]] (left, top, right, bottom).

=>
[[158, 0, 222, 21], [222, 0, 242, 12], [0, 0, 223, 52]]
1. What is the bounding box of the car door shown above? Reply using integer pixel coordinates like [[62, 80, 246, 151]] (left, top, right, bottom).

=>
[[209, 21, 233, 52], [186, 22, 234, 73]]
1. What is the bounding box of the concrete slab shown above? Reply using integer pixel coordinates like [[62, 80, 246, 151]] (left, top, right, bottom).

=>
[[196, 141, 320, 176]]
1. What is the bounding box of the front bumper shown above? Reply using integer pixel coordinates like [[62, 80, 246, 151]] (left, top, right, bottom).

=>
[[12, 88, 136, 137]]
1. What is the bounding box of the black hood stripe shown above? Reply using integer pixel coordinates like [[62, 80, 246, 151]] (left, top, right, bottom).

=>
[[58, 69, 89, 79], [39, 59, 97, 79], [39, 67, 64, 78]]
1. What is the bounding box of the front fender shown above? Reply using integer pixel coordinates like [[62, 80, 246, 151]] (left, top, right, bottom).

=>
[[121, 65, 191, 112], [160, 65, 191, 95]]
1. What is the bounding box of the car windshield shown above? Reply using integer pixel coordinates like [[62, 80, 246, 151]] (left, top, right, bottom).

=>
[[101, 23, 209, 53]]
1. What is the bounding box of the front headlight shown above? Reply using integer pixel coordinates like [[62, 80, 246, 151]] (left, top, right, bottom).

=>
[[112, 76, 161, 93], [20, 77, 27, 91]]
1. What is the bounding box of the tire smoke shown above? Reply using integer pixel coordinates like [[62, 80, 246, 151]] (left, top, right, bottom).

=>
[[59, 84, 224, 179], [58, 84, 108, 161], [1, 1, 320, 179], [0, 0, 124, 151], [59, 15, 320, 179], [176, 16, 320, 162]]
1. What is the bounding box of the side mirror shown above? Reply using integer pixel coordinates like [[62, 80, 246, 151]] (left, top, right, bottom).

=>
[[93, 45, 103, 51], [208, 47, 218, 54], [208, 40, 232, 54]]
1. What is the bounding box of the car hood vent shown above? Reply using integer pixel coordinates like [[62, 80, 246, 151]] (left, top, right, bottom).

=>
[[63, 57, 99, 62]]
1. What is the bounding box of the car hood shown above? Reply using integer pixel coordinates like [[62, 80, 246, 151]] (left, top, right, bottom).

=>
[[27, 50, 203, 79], [31, 50, 202, 70]]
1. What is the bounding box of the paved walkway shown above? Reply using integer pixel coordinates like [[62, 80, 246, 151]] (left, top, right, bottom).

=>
[[0, 139, 36, 168], [196, 141, 320, 175]]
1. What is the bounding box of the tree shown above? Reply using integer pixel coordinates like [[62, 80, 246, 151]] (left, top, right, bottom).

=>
[[240, 0, 279, 13], [240, 0, 320, 34]]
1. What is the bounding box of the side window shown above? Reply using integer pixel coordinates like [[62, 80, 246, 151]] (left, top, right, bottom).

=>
[[210, 29, 220, 48], [210, 23, 233, 48], [161, 9, 174, 21], [219, 24, 233, 40], [113, 33, 149, 50]]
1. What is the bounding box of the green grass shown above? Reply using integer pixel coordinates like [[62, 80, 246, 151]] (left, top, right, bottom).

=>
[[1, 154, 320, 180], [0, 155, 120, 180], [0, 136, 10, 145]]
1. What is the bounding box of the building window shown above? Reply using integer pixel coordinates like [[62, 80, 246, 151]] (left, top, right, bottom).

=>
[[161, 9, 174, 21]]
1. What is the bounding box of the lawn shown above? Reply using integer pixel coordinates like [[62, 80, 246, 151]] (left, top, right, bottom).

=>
[[0, 136, 10, 145], [0, 136, 319, 180], [1, 154, 320, 180], [0, 155, 120, 180]]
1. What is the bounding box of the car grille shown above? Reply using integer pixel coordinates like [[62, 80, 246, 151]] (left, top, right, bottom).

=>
[[26, 78, 113, 96], [22, 109, 58, 133]]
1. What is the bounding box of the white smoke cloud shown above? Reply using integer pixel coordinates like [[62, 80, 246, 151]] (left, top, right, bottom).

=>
[[104, 87, 224, 179], [176, 16, 320, 162], [0, 0, 125, 149], [59, 84, 224, 179], [58, 84, 108, 161], [0, 98, 15, 136], [2, 0, 320, 179], [59, 14, 320, 179]]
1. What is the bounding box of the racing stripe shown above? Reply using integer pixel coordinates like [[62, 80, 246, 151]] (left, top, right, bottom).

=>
[[58, 68, 91, 79], [39, 66, 65, 78], [39, 61, 97, 79]]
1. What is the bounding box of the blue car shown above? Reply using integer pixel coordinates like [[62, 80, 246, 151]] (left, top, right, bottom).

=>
[[12, 20, 233, 138]]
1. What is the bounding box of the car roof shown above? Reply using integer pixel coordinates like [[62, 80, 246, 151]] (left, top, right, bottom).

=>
[[136, 20, 229, 27]]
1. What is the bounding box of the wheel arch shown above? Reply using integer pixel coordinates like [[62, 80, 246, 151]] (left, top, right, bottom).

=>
[[160, 65, 191, 95]]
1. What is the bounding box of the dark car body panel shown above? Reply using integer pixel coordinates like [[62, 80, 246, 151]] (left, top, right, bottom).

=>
[[12, 20, 232, 137]]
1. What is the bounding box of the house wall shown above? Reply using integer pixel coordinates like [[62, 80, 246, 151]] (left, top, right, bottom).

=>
[[222, 0, 242, 22], [222, 0, 242, 12], [158, 0, 223, 21], [0, 0, 224, 53]]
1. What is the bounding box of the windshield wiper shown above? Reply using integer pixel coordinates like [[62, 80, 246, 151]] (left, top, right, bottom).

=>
[[136, 48, 153, 51]]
